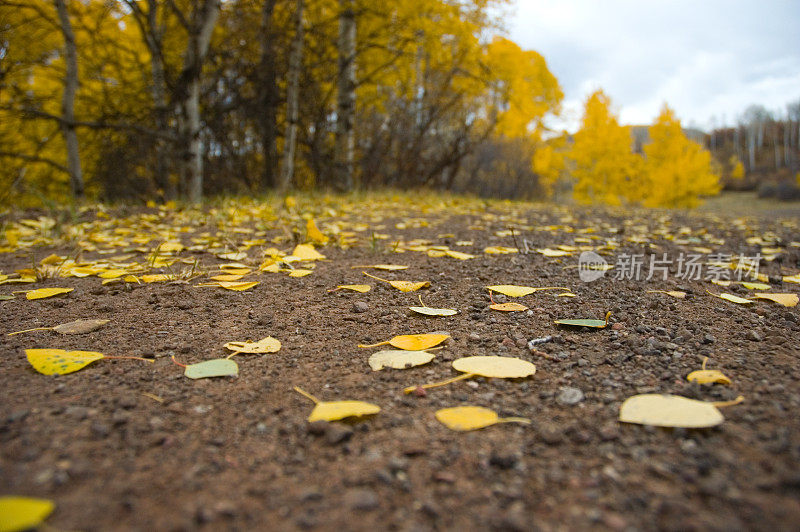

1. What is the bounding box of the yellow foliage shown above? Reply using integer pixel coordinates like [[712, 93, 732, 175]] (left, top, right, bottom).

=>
[[638, 105, 720, 208]]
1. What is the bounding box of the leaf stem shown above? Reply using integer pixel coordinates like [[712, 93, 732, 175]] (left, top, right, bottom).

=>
[[293, 386, 320, 404], [170, 355, 188, 368], [712, 395, 745, 408], [7, 326, 54, 336], [497, 416, 532, 425], [403, 372, 473, 394], [358, 340, 390, 348], [361, 271, 389, 283], [104, 355, 155, 363]]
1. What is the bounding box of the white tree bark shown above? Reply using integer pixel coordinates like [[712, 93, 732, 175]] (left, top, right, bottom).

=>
[[279, 0, 305, 193], [180, 0, 220, 203], [54, 0, 84, 199], [334, 0, 356, 191]]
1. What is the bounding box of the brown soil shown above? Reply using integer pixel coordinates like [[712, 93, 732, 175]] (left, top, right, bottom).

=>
[[1, 200, 799, 531]]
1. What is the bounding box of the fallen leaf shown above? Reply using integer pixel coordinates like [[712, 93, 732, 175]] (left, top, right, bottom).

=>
[[554, 311, 611, 328], [368, 349, 435, 371], [306, 218, 329, 244], [25, 287, 73, 300], [26, 348, 104, 375], [486, 285, 535, 297], [409, 296, 457, 316], [444, 250, 475, 260], [404, 355, 535, 394], [435, 406, 530, 431], [687, 370, 731, 385], [209, 274, 246, 282], [483, 246, 518, 254], [751, 293, 798, 307], [217, 251, 248, 261], [647, 290, 686, 299], [353, 264, 409, 271], [218, 281, 259, 291], [360, 333, 449, 351], [707, 291, 753, 305], [452, 356, 536, 378], [741, 281, 771, 290], [224, 336, 281, 356], [0, 496, 55, 532], [619, 394, 733, 428], [183, 358, 239, 379], [536, 248, 571, 257], [489, 302, 528, 312], [288, 269, 313, 278], [291, 244, 325, 261], [363, 271, 429, 292], [294, 386, 380, 422], [329, 284, 371, 293]]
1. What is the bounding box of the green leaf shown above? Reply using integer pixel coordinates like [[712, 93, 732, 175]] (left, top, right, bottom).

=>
[[184, 358, 239, 379]]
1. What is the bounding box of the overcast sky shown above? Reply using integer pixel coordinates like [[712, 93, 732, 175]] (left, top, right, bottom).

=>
[[506, 0, 800, 133]]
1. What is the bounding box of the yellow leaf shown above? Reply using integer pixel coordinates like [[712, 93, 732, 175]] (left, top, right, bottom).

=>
[[486, 285, 535, 297], [159, 241, 184, 253], [483, 246, 518, 254], [708, 291, 753, 305], [306, 218, 329, 244], [444, 250, 475, 260], [360, 333, 449, 351], [218, 267, 252, 275], [368, 350, 435, 371], [452, 356, 536, 378], [210, 274, 246, 282], [224, 336, 281, 355], [25, 349, 105, 375], [619, 394, 726, 428], [536, 248, 571, 257], [291, 244, 325, 261], [751, 293, 798, 307], [288, 269, 313, 278], [687, 370, 731, 385], [308, 400, 381, 422], [711, 279, 731, 287], [217, 281, 259, 291], [0, 496, 55, 532], [217, 251, 248, 261], [409, 305, 457, 316], [260, 262, 281, 273], [294, 387, 380, 422], [39, 254, 64, 265], [647, 290, 687, 299], [741, 282, 771, 290], [140, 274, 171, 283], [331, 284, 371, 293], [489, 302, 528, 312], [556, 292, 576, 297], [26, 287, 73, 300], [98, 269, 128, 279], [782, 274, 800, 284], [353, 264, 409, 270], [435, 406, 529, 431]]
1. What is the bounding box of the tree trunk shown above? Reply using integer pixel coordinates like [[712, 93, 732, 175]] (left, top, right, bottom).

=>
[[260, 0, 278, 191], [334, 0, 356, 191], [279, 0, 305, 193], [54, 0, 84, 199], [178, 0, 220, 204]]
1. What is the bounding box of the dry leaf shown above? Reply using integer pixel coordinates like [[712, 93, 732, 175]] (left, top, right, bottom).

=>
[[741, 281, 771, 290], [368, 349, 435, 370], [218, 281, 259, 291], [489, 302, 528, 312], [444, 250, 475, 260], [707, 291, 753, 305], [209, 274, 246, 282], [452, 356, 536, 378], [8, 319, 109, 336], [0, 496, 55, 532], [306, 218, 329, 244], [353, 264, 409, 270], [687, 370, 731, 385], [619, 394, 728, 428], [26, 348, 105, 375], [291, 244, 325, 261], [389, 280, 429, 292], [409, 296, 457, 316], [294, 387, 380, 422], [329, 284, 371, 293], [486, 285, 536, 297], [647, 290, 686, 299], [25, 287, 73, 300], [751, 293, 798, 307], [554, 311, 611, 328], [360, 333, 449, 351], [483, 246, 518, 254], [224, 336, 281, 356], [435, 406, 529, 431], [288, 269, 313, 278], [536, 248, 571, 257]]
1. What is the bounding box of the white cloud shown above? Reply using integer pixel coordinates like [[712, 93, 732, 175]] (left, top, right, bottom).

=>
[[507, 0, 800, 132]]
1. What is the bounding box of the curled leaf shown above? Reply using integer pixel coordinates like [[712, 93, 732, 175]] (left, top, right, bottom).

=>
[[751, 293, 798, 307], [687, 370, 731, 385], [224, 336, 281, 355]]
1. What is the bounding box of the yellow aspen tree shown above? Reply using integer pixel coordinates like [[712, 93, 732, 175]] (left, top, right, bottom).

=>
[[641, 105, 720, 208], [568, 89, 640, 205]]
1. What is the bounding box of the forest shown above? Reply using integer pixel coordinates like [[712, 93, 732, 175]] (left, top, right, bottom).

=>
[[1, 0, 798, 208]]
